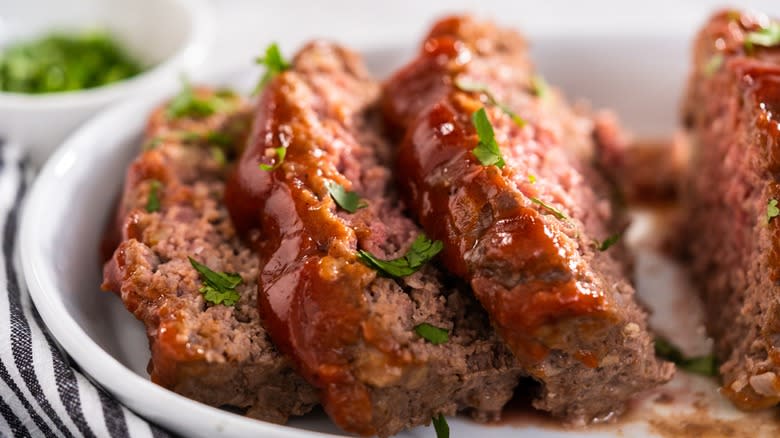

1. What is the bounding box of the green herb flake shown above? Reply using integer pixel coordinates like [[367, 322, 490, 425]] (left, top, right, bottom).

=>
[[529, 196, 568, 221], [253, 43, 291, 95], [188, 257, 242, 306], [432, 414, 449, 438], [528, 174, 537, 184], [594, 232, 622, 251], [471, 108, 506, 168], [414, 323, 449, 345], [703, 53, 724, 77], [655, 337, 718, 377], [146, 180, 162, 213], [210, 146, 226, 166], [0, 30, 143, 94], [166, 78, 232, 120], [745, 21, 780, 51], [143, 137, 163, 151], [455, 78, 525, 128], [358, 234, 443, 278], [259, 147, 287, 171], [325, 180, 367, 213], [768, 199, 780, 224], [181, 130, 233, 147], [530, 75, 549, 98]]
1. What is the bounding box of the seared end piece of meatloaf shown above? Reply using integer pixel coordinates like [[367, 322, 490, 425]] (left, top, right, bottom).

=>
[[225, 42, 521, 437], [383, 16, 673, 423], [101, 88, 317, 423], [680, 10, 780, 410]]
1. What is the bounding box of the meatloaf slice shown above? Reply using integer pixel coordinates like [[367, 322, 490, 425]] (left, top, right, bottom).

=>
[[680, 10, 780, 410], [225, 42, 521, 437], [382, 16, 673, 423], [101, 88, 318, 423]]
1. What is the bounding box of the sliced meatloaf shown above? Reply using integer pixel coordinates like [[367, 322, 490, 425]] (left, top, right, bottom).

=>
[[101, 87, 318, 423], [382, 16, 673, 423], [680, 10, 780, 410], [225, 42, 521, 437]]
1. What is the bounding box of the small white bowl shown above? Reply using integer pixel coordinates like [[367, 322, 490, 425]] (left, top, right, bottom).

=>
[[0, 0, 214, 165]]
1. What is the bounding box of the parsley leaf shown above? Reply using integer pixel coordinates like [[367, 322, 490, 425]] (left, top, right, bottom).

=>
[[254, 43, 291, 94], [146, 180, 162, 213], [530, 74, 549, 98], [703, 53, 724, 77], [768, 199, 780, 224], [325, 180, 367, 213], [414, 323, 449, 345], [210, 146, 226, 166], [166, 80, 235, 120], [528, 174, 537, 184], [259, 147, 287, 171], [654, 337, 718, 377], [455, 79, 525, 127], [143, 137, 163, 151], [181, 130, 233, 147], [188, 257, 242, 306], [358, 234, 443, 278], [167, 78, 215, 119], [745, 21, 780, 50], [432, 414, 449, 438], [529, 196, 568, 220], [471, 108, 505, 168], [594, 232, 622, 251]]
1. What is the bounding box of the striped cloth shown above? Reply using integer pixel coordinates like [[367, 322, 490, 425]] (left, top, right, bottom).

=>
[[0, 142, 171, 437]]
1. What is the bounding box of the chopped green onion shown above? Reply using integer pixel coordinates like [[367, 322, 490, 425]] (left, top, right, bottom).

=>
[[414, 323, 449, 345], [146, 180, 162, 213]]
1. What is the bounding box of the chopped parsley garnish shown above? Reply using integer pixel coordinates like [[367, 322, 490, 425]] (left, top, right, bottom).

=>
[[530, 74, 549, 98], [767, 199, 780, 224], [594, 232, 622, 251], [146, 180, 162, 213], [528, 174, 537, 184], [210, 146, 226, 166], [181, 130, 233, 147], [259, 147, 287, 171], [325, 180, 367, 213], [455, 79, 525, 127], [414, 323, 449, 345], [432, 414, 449, 438], [471, 108, 505, 168], [529, 196, 568, 220], [143, 137, 163, 151], [745, 21, 780, 51], [167, 78, 232, 119], [654, 337, 718, 377], [0, 30, 143, 94], [703, 53, 724, 77], [358, 234, 443, 278], [253, 43, 291, 94], [188, 257, 242, 306]]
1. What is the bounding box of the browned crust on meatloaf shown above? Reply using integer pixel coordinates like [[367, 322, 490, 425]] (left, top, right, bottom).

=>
[[382, 15, 673, 423], [225, 41, 522, 437], [100, 89, 317, 423], [680, 10, 780, 410]]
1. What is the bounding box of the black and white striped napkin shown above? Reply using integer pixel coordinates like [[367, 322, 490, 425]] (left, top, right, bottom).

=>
[[0, 141, 172, 437]]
